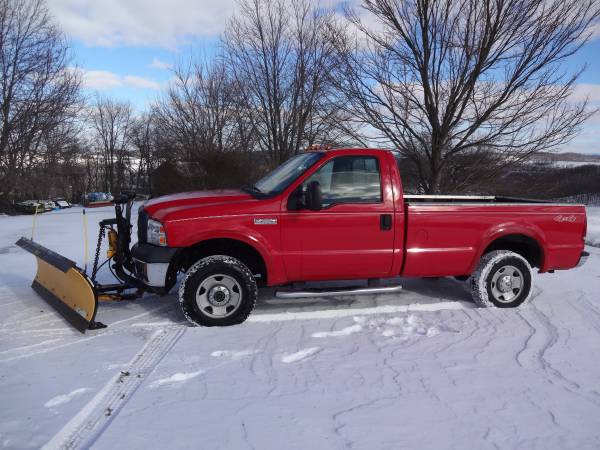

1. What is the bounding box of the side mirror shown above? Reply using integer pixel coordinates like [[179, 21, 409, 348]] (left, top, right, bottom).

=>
[[287, 186, 304, 211], [305, 181, 322, 211]]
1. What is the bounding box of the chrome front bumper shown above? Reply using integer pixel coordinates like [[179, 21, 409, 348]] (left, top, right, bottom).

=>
[[577, 251, 590, 268]]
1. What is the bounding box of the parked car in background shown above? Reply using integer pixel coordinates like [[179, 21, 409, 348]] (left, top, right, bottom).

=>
[[15, 200, 44, 214], [53, 198, 72, 208], [40, 200, 56, 211], [84, 192, 113, 208]]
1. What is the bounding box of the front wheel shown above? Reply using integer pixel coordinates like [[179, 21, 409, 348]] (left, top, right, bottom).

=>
[[470, 250, 533, 308], [178, 255, 257, 326]]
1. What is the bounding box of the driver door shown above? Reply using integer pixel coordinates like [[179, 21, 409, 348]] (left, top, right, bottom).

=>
[[280, 153, 395, 281]]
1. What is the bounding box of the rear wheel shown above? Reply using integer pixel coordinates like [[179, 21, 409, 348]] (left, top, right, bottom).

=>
[[178, 255, 257, 326], [470, 250, 532, 308]]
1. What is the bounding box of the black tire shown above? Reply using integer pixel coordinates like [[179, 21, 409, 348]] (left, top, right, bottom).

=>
[[470, 250, 533, 308], [178, 255, 257, 326]]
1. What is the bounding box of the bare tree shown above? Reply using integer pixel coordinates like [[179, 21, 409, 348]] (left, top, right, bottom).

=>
[[130, 112, 161, 193], [335, 0, 600, 193], [223, 0, 352, 165], [90, 97, 133, 193], [0, 0, 81, 207], [152, 60, 256, 161]]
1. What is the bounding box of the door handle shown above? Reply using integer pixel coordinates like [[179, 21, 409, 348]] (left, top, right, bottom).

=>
[[380, 214, 392, 231]]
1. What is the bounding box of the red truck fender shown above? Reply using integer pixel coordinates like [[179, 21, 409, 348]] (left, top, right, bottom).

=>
[[469, 222, 548, 274], [175, 229, 288, 286]]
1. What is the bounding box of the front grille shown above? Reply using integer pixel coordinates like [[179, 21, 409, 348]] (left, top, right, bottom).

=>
[[137, 208, 148, 244]]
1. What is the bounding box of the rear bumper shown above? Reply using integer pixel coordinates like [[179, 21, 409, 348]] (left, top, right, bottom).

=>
[[576, 250, 590, 268], [131, 243, 178, 287]]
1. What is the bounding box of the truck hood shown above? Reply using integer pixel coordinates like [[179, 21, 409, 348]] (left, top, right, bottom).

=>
[[143, 189, 255, 219]]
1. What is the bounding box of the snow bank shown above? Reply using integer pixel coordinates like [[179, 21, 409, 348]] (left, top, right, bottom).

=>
[[210, 349, 259, 359], [281, 347, 321, 363], [150, 370, 204, 388], [312, 323, 362, 338], [586, 206, 600, 247], [44, 388, 92, 409], [355, 314, 445, 338], [311, 315, 446, 339]]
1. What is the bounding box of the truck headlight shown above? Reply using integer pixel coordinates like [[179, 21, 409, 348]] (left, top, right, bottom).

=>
[[147, 219, 167, 246]]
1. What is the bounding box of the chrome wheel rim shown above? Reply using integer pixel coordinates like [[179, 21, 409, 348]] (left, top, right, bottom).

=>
[[490, 265, 523, 303], [195, 274, 242, 318]]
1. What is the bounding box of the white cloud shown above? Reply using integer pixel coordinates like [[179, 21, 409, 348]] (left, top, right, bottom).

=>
[[47, 0, 351, 48], [46, 0, 237, 48], [571, 83, 600, 105], [559, 83, 600, 154], [81, 69, 123, 89], [123, 75, 161, 90], [71, 68, 161, 90], [150, 57, 172, 70], [588, 22, 600, 42], [570, 84, 600, 128]]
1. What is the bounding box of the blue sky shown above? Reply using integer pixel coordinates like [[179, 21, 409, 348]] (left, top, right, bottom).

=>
[[69, 39, 221, 107], [47, 0, 600, 154]]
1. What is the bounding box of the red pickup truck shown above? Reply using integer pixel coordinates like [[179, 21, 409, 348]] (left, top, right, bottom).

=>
[[132, 148, 588, 326]]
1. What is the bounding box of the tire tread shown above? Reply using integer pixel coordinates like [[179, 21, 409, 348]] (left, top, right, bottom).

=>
[[470, 250, 533, 308], [178, 255, 257, 326]]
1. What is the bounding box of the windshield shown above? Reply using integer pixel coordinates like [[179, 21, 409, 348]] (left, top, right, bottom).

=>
[[251, 152, 324, 196]]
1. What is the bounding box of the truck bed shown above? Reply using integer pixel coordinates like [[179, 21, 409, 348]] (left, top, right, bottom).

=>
[[403, 195, 566, 205], [401, 197, 586, 277]]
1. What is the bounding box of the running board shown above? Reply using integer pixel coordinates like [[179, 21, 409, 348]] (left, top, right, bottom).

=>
[[275, 285, 402, 299]]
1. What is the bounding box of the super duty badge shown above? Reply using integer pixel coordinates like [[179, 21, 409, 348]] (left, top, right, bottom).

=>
[[254, 218, 278, 225]]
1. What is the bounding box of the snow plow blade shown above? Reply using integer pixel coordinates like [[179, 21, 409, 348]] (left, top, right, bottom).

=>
[[15, 237, 100, 333]]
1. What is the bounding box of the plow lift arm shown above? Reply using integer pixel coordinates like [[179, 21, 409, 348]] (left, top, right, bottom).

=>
[[16, 193, 153, 333]]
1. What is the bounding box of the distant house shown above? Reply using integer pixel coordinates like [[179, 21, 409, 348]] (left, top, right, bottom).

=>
[[149, 153, 269, 197], [150, 161, 206, 197]]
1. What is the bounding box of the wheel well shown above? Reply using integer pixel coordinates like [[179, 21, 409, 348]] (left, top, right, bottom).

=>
[[175, 238, 268, 286], [482, 234, 543, 268]]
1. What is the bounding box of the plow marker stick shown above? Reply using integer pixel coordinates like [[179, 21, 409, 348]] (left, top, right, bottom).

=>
[[31, 205, 39, 240], [83, 209, 89, 273]]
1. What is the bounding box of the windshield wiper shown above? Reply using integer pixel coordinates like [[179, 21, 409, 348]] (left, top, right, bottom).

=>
[[241, 184, 267, 198], [241, 184, 260, 193]]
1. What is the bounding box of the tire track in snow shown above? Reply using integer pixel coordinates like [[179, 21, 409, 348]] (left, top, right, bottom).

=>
[[0, 299, 24, 308], [469, 308, 501, 364], [570, 292, 600, 336], [0, 338, 62, 357], [431, 308, 479, 360], [0, 305, 175, 362], [332, 397, 390, 447], [41, 326, 185, 450], [515, 305, 600, 408]]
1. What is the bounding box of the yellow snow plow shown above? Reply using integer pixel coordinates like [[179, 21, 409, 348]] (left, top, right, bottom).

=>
[[16, 194, 154, 333], [16, 237, 101, 332]]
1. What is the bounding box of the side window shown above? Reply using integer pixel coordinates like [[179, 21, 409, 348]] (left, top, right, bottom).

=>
[[303, 156, 382, 207]]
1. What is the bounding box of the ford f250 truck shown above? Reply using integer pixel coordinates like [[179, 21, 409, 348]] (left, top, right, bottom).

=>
[[127, 148, 588, 326]]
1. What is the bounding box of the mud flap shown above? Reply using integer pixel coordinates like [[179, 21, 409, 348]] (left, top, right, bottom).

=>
[[16, 237, 104, 333]]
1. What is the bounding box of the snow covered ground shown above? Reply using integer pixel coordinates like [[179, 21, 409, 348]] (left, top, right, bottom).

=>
[[586, 207, 600, 247], [1, 206, 599, 449]]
